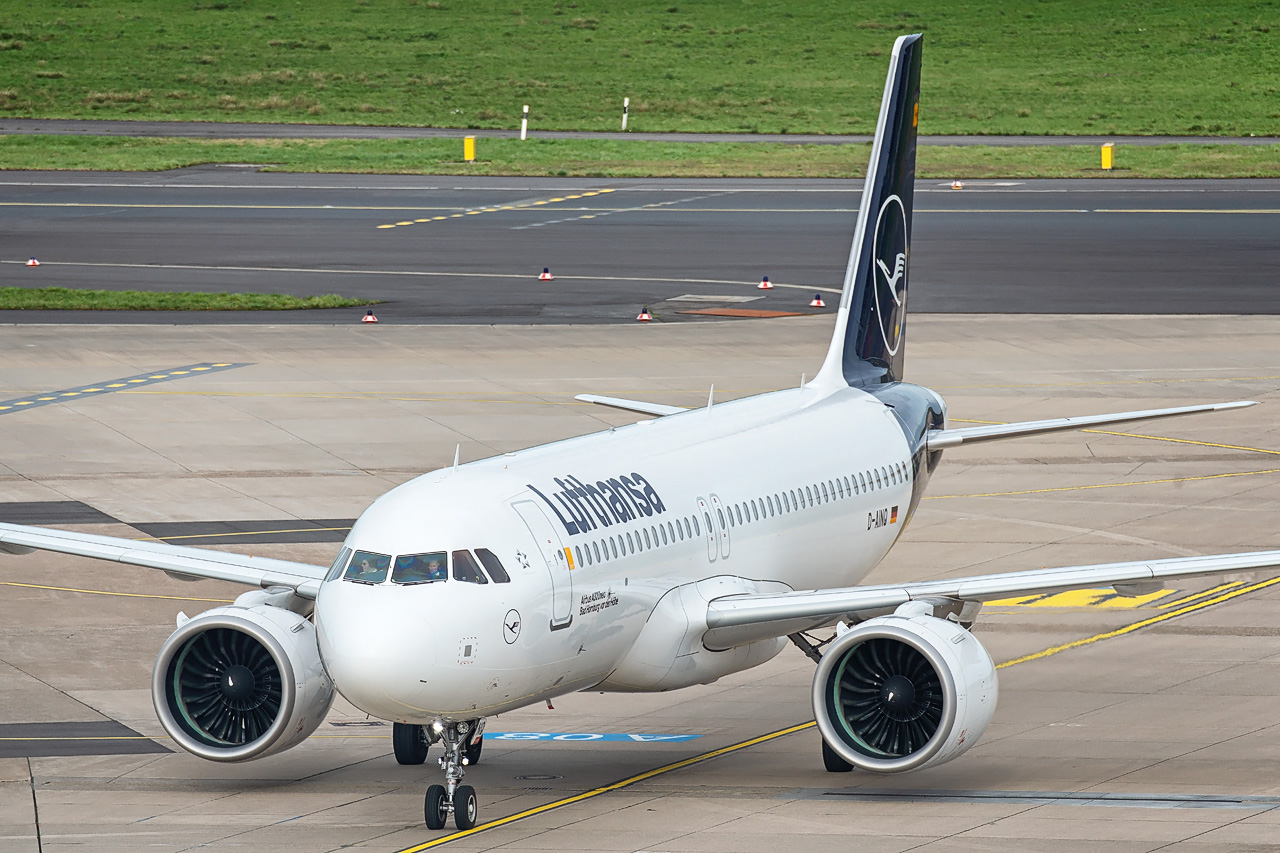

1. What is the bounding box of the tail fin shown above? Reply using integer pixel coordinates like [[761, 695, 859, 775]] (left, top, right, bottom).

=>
[[813, 34, 922, 390]]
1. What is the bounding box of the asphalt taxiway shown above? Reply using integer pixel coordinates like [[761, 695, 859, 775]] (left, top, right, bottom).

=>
[[3, 315, 1280, 852], [3, 174, 1279, 323]]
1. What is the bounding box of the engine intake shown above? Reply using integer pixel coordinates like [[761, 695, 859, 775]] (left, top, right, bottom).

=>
[[153, 603, 334, 762], [812, 609, 997, 773]]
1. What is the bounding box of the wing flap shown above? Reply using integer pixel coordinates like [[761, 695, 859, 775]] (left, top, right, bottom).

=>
[[0, 522, 328, 598], [926, 401, 1256, 450], [575, 394, 689, 417], [703, 549, 1280, 649]]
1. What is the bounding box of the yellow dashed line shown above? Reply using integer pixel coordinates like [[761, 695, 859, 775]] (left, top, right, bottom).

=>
[[377, 189, 615, 230]]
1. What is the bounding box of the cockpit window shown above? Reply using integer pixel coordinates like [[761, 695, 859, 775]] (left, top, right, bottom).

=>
[[452, 550, 488, 584], [344, 550, 391, 584], [392, 552, 447, 584], [326, 546, 352, 582], [476, 549, 511, 583], [476, 548, 509, 581]]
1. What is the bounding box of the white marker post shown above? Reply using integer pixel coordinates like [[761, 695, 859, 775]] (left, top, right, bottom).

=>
[[621, 97, 629, 131], [520, 104, 529, 141]]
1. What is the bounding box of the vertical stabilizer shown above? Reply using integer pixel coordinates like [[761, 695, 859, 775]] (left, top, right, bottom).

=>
[[813, 34, 922, 390]]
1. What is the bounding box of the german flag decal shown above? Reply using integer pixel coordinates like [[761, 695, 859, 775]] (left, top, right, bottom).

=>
[[890, 506, 899, 523]]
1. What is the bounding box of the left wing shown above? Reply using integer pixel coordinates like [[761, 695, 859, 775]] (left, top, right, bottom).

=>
[[575, 394, 689, 417], [703, 549, 1280, 649], [0, 522, 329, 598]]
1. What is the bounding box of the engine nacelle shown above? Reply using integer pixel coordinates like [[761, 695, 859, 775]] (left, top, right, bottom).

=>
[[153, 602, 335, 762], [812, 606, 997, 773]]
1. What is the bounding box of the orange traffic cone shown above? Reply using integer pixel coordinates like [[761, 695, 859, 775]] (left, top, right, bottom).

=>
[[636, 307, 653, 322], [539, 267, 554, 281], [809, 293, 825, 308], [26, 257, 39, 267], [362, 310, 378, 324], [951, 179, 964, 190], [758, 276, 774, 290]]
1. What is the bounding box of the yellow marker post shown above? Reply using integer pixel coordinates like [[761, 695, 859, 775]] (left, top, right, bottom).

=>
[[1101, 142, 1114, 171], [464, 136, 476, 163]]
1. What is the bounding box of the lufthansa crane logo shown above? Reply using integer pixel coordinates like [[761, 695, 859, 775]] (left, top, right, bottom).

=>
[[872, 194, 909, 356]]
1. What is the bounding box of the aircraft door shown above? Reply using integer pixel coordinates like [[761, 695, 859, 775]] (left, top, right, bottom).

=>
[[709, 493, 730, 560], [696, 496, 717, 563], [512, 500, 573, 630]]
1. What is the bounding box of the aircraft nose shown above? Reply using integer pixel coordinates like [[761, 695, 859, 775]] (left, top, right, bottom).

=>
[[315, 584, 432, 719]]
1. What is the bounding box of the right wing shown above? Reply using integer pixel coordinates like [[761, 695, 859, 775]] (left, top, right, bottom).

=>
[[0, 522, 329, 598], [703, 549, 1280, 649], [925, 400, 1256, 450]]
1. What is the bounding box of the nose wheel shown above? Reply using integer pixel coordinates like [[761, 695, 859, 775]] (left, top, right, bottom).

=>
[[422, 719, 485, 830]]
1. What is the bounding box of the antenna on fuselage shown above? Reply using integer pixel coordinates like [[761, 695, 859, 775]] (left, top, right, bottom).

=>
[[706, 384, 714, 413], [453, 444, 460, 473], [800, 373, 806, 389]]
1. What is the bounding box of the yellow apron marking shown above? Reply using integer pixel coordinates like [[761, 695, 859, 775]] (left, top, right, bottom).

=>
[[987, 587, 1174, 609], [131, 526, 352, 543], [998, 575, 1280, 669], [376, 188, 614, 229], [0, 580, 232, 603]]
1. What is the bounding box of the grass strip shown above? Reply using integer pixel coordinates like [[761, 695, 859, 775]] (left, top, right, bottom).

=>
[[0, 287, 375, 311], [1, 1, 1277, 136], [1, 135, 1278, 179]]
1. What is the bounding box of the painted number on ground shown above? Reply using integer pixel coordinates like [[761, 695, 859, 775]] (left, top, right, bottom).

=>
[[487, 732, 701, 742]]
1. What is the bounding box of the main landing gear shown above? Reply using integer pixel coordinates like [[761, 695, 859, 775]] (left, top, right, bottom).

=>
[[422, 718, 486, 831]]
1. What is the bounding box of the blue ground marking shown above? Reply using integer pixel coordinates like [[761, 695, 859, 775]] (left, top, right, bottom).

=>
[[0, 362, 250, 415], [487, 732, 701, 742]]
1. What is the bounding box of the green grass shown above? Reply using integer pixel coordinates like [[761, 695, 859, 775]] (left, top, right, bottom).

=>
[[0, 287, 376, 310], [1, 1, 1277, 136], [2, 135, 1278, 178]]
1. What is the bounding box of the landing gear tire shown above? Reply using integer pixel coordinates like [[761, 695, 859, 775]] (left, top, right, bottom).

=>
[[464, 733, 483, 765], [424, 784, 448, 830], [453, 784, 478, 830], [394, 723, 429, 765], [822, 738, 853, 773]]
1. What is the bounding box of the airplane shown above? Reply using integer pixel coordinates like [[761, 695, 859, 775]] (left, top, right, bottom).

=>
[[2, 32, 1278, 833]]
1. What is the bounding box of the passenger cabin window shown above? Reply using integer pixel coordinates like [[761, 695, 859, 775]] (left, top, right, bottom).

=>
[[392, 551, 447, 585], [452, 550, 488, 584], [475, 548, 511, 583], [345, 550, 391, 584]]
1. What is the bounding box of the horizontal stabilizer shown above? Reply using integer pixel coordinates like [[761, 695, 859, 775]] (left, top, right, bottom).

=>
[[703, 548, 1280, 649], [926, 400, 1256, 451], [0, 522, 328, 598], [575, 394, 689, 417]]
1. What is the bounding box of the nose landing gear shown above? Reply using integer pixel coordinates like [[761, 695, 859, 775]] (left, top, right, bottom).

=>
[[423, 718, 486, 831]]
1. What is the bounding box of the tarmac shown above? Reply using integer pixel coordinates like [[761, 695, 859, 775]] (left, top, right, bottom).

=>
[[2, 315, 1280, 852], [4, 173, 1280, 324]]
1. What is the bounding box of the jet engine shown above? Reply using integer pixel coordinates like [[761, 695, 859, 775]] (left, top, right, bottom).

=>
[[152, 595, 334, 762], [812, 604, 997, 772]]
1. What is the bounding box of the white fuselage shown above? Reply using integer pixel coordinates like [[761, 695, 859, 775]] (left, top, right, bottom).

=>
[[315, 382, 917, 723]]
